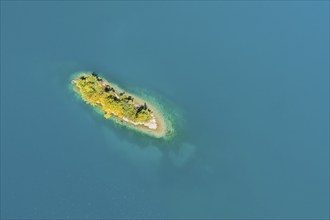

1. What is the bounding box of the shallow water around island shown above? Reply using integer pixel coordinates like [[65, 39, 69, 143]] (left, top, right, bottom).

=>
[[1, 1, 329, 219]]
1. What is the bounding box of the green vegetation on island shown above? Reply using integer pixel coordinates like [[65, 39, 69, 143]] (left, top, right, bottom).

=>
[[71, 72, 169, 137]]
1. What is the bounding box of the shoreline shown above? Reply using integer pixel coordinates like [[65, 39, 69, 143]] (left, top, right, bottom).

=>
[[71, 72, 172, 138]]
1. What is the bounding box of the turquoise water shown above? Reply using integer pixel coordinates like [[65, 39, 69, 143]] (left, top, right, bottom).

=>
[[1, 1, 329, 219]]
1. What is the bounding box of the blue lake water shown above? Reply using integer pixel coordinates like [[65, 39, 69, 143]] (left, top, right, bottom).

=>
[[1, 1, 329, 219]]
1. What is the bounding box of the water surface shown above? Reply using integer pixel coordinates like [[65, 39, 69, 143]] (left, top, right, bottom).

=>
[[1, 1, 329, 219]]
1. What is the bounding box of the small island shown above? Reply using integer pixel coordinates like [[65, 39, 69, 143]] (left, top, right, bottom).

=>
[[71, 72, 170, 138]]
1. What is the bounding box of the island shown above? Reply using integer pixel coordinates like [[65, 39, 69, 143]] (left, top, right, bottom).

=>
[[71, 72, 170, 138]]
